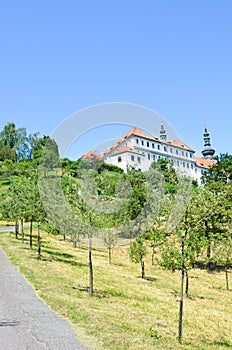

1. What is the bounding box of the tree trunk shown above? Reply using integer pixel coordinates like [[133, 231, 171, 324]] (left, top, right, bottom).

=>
[[151, 251, 154, 265], [89, 236, 93, 297], [63, 233, 66, 241], [15, 220, 19, 239], [73, 233, 77, 248], [29, 219, 33, 250], [78, 236, 81, 248], [226, 269, 229, 291], [205, 222, 211, 267], [141, 260, 145, 279], [207, 244, 211, 259], [178, 234, 185, 344], [37, 222, 41, 257], [21, 219, 24, 243], [185, 270, 189, 297], [108, 247, 112, 265]]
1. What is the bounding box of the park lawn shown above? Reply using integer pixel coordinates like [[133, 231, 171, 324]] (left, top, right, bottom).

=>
[[0, 228, 231, 350]]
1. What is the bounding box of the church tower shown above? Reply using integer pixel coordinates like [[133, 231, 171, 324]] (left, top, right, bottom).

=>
[[201, 123, 215, 159], [160, 119, 167, 141]]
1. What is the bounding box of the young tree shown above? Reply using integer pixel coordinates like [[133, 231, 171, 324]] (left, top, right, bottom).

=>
[[103, 230, 118, 264], [210, 236, 232, 290], [129, 237, 147, 279]]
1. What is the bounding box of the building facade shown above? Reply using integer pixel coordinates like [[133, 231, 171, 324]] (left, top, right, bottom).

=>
[[82, 124, 215, 183]]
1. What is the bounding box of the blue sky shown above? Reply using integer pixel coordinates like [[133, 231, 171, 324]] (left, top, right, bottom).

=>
[[0, 0, 231, 159]]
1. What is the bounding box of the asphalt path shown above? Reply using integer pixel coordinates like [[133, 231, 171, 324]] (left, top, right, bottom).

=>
[[0, 238, 90, 350]]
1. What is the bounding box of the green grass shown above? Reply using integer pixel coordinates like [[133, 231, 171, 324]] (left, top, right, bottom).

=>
[[0, 229, 231, 350]]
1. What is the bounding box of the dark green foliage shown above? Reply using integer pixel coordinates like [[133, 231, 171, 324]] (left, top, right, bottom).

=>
[[0, 146, 16, 161], [97, 163, 124, 174], [150, 158, 178, 193], [203, 153, 232, 183]]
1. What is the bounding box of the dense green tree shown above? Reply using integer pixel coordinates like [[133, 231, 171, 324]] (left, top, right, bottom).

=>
[[0, 122, 29, 161], [203, 153, 232, 183], [0, 146, 16, 161], [150, 158, 178, 193]]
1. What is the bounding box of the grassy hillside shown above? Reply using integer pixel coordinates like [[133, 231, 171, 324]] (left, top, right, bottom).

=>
[[0, 228, 231, 350]]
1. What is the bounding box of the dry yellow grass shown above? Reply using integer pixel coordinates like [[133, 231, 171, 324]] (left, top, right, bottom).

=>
[[0, 228, 231, 350]]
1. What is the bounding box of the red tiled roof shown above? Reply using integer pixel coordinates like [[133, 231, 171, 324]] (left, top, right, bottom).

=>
[[169, 140, 195, 152], [81, 150, 99, 160], [100, 127, 143, 158], [113, 145, 143, 156], [194, 157, 216, 169], [101, 127, 195, 158]]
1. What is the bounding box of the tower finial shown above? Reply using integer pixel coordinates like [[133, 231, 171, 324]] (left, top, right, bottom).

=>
[[160, 118, 167, 141], [201, 122, 215, 159]]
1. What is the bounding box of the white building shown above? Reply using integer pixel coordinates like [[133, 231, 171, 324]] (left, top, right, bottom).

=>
[[82, 124, 215, 183]]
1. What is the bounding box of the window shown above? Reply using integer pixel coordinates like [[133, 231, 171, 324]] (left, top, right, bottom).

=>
[[164, 146, 167, 152], [186, 152, 188, 157], [157, 144, 160, 150], [136, 139, 139, 144], [131, 155, 134, 161], [137, 156, 141, 163], [177, 160, 179, 166], [187, 163, 189, 168], [147, 141, 149, 147], [191, 164, 193, 169], [153, 154, 156, 160], [176, 149, 178, 155], [152, 143, 155, 149], [170, 148, 172, 153], [148, 153, 150, 160], [195, 168, 197, 173], [141, 140, 144, 146], [183, 162, 185, 167], [190, 153, 193, 158], [118, 156, 122, 162], [182, 151, 184, 156]]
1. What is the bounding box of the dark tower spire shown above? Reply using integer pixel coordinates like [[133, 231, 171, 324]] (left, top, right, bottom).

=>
[[201, 122, 215, 159], [160, 119, 167, 141]]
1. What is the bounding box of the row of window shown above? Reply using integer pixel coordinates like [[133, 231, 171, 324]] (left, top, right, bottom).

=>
[[129, 153, 195, 170], [118, 154, 207, 175], [135, 138, 193, 158]]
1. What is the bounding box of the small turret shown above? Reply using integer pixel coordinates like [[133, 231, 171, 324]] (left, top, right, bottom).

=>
[[160, 119, 167, 141], [201, 123, 215, 159]]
